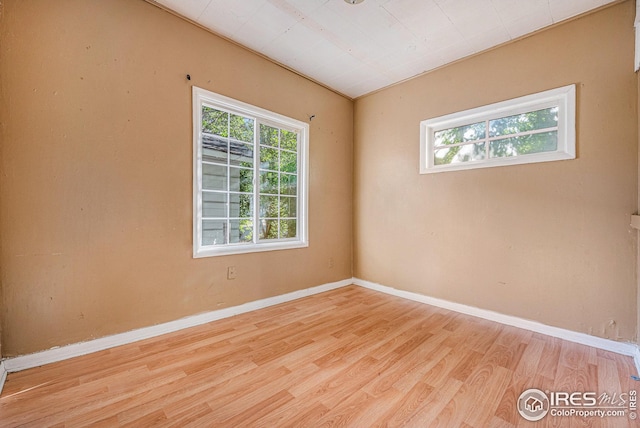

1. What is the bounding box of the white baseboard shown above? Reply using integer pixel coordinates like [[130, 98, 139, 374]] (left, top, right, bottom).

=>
[[3, 278, 352, 373], [4, 277, 639, 377], [0, 361, 7, 395], [633, 347, 640, 377], [353, 277, 640, 372]]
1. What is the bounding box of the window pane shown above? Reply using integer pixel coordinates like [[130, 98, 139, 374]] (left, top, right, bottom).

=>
[[202, 134, 228, 164], [260, 124, 279, 147], [202, 107, 228, 137], [259, 195, 278, 218], [202, 192, 227, 218], [259, 219, 279, 240], [260, 146, 279, 171], [230, 219, 253, 244], [260, 171, 279, 194], [202, 220, 227, 246], [280, 173, 297, 196], [280, 196, 296, 218], [434, 142, 486, 166], [229, 114, 254, 143], [279, 220, 296, 239], [489, 107, 558, 138], [230, 193, 253, 218], [490, 131, 558, 158], [202, 163, 227, 191], [279, 150, 297, 173], [230, 167, 253, 193], [434, 121, 485, 146], [230, 142, 254, 168], [281, 130, 297, 151]]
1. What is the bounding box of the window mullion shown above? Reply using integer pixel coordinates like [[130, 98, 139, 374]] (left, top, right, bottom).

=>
[[434, 140, 483, 149], [487, 125, 559, 142], [485, 119, 490, 159], [226, 116, 231, 245], [254, 120, 260, 244], [277, 129, 281, 240]]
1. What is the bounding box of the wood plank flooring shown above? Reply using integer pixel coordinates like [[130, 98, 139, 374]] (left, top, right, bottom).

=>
[[0, 285, 638, 427]]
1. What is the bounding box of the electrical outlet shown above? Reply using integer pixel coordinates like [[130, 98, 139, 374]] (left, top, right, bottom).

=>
[[328, 258, 334, 268], [227, 266, 237, 280]]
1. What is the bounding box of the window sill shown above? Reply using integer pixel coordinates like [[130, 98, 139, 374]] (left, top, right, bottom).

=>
[[193, 240, 308, 258], [420, 150, 575, 174]]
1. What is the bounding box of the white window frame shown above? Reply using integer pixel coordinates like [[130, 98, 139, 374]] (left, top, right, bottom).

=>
[[420, 84, 576, 174], [193, 86, 309, 258]]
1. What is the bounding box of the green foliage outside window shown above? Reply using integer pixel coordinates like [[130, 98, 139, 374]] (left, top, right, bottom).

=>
[[434, 107, 559, 166], [201, 106, 299, 245]]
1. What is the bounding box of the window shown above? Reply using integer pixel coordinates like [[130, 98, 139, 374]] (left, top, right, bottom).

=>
[[193, 87, 308, 257], [420, 84, 576, 174]]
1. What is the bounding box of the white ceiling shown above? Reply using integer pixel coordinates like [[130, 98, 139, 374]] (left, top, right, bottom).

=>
[[152, 0, 616, 98]]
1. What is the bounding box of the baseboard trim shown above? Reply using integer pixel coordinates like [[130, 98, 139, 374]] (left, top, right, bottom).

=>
[[353, 277, 640, 372], [633, 347, 640, 376], [0, 361, 7, 395], [4, 277, 639, 376], [3, 278, 352, 373]]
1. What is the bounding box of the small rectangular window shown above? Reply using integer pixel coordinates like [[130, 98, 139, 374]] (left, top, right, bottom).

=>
[[420, 85, 576, 174], [193, 87, 309, 257]]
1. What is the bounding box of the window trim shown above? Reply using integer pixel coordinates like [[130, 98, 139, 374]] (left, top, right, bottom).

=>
[[192, 86, 309, 258], [420, 84, 576, 174]]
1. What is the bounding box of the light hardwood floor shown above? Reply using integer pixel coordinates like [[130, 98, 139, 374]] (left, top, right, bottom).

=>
[[0, 285, 638, 427]]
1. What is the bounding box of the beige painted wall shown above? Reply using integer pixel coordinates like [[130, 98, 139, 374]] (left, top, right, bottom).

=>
[[0, 0, 353, 356], [354, 1, 638, 341], [0, 0, 637, 357], [637, 70, 640, 344]]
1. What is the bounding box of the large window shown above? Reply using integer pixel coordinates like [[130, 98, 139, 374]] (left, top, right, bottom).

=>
[[193, 87, 308, 257], [420, 84, 576, 174]]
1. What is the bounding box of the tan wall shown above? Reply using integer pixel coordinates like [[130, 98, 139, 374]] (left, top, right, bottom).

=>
[[354, 1, 638, 342], [637, 70, 640, 342], [0, 0, 636, 357], [0, 0, 353, 356]]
